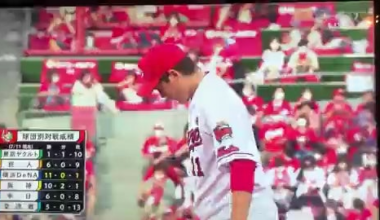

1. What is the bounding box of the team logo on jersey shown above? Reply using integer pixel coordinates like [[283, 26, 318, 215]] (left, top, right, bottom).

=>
[[213, 121, 233, 143], [217, 145, 239, 158]]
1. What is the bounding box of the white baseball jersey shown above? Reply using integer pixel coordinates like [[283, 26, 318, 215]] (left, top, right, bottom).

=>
[[187, 73, 277, 220]]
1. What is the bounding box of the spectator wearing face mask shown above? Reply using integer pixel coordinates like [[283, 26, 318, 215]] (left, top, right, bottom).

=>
[[37, 70, 69, 109], [258, 38, 286, 81], [287, 117, 324, 159], [264, 88, 292, 117], [293, 101, 320, 131], [139, 123, 182, 201]]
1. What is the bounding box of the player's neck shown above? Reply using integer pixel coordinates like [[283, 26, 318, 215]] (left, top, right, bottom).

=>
[[187, 70, 205, 101]]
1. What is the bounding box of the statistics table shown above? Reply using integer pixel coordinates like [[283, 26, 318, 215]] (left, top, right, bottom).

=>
[[0, 129, 86, 214]]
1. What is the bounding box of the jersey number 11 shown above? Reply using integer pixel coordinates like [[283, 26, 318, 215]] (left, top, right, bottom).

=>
[[191, 156, 204, 176]]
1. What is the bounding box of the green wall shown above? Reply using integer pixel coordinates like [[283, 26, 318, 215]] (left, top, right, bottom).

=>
[[20, 56, 373, 83]]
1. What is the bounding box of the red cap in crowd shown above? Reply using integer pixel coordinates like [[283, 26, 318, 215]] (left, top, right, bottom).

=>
[[137, 44, 187, 97], [333, 88, 345, 97]]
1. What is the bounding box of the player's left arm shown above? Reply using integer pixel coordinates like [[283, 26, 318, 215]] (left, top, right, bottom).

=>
[[203, 97, 261, 220]]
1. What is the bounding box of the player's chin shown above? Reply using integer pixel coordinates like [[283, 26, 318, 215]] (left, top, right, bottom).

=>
[[168, 96, 188, 104]]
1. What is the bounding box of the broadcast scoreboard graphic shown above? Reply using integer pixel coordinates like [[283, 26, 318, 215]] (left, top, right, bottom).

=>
[[0, 129, 86, 214]]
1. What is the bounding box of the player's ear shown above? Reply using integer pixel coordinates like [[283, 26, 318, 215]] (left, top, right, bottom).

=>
[[167, 69, 181, 80]]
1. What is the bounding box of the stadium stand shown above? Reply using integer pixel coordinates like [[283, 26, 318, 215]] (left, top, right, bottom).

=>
[[16, 2, 375, 220]]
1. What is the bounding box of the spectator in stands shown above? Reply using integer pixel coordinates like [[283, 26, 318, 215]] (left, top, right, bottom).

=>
[[37, 70, 68, 109], [356, 152, 377, 204], [346, 199, 372, 220], [267, 158, 297, 209], [287, 117, 324, 159], [307, 26, 323, 49], [110, 14, 138, 50], [326, 157, 357, 208], [280, 28, 302, 52], [117, 71, 143, 104], [258, 38, 286, 81], [313, 7, 340, 29], [294, 156, 326, 207], [47, 7, 76, 51], [264, 88, 292, 117], [71, 70, 100, 140], [89, 6, 119, 26], [295, 89, 320, 112], [232, 4, 256, 30], [356, 90, 374, 113], [161, 13, 185, 45], [71, 70, 117, 139], [307, 27, 350, 51], [259, 115, 288, 164], [323, 89, 353, 120], [293, 101, 320, 131], [288, 39, 319, 74]]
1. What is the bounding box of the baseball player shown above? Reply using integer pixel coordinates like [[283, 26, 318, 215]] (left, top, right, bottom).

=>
[[137, 44, 278, 220]]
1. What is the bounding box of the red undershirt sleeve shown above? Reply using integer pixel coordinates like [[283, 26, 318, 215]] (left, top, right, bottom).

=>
[[230, 159, 256, 193]]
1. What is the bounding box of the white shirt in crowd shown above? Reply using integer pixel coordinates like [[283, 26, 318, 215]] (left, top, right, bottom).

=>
[[71, 81, 101, 107], [71, 81, 118, 112], [121, 87, 143, 103], [261, 49, 286, 70], [187, 71, 277, 220]]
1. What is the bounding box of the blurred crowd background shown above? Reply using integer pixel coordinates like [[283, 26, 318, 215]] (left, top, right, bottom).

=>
[[0, 2, 376, 220]]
